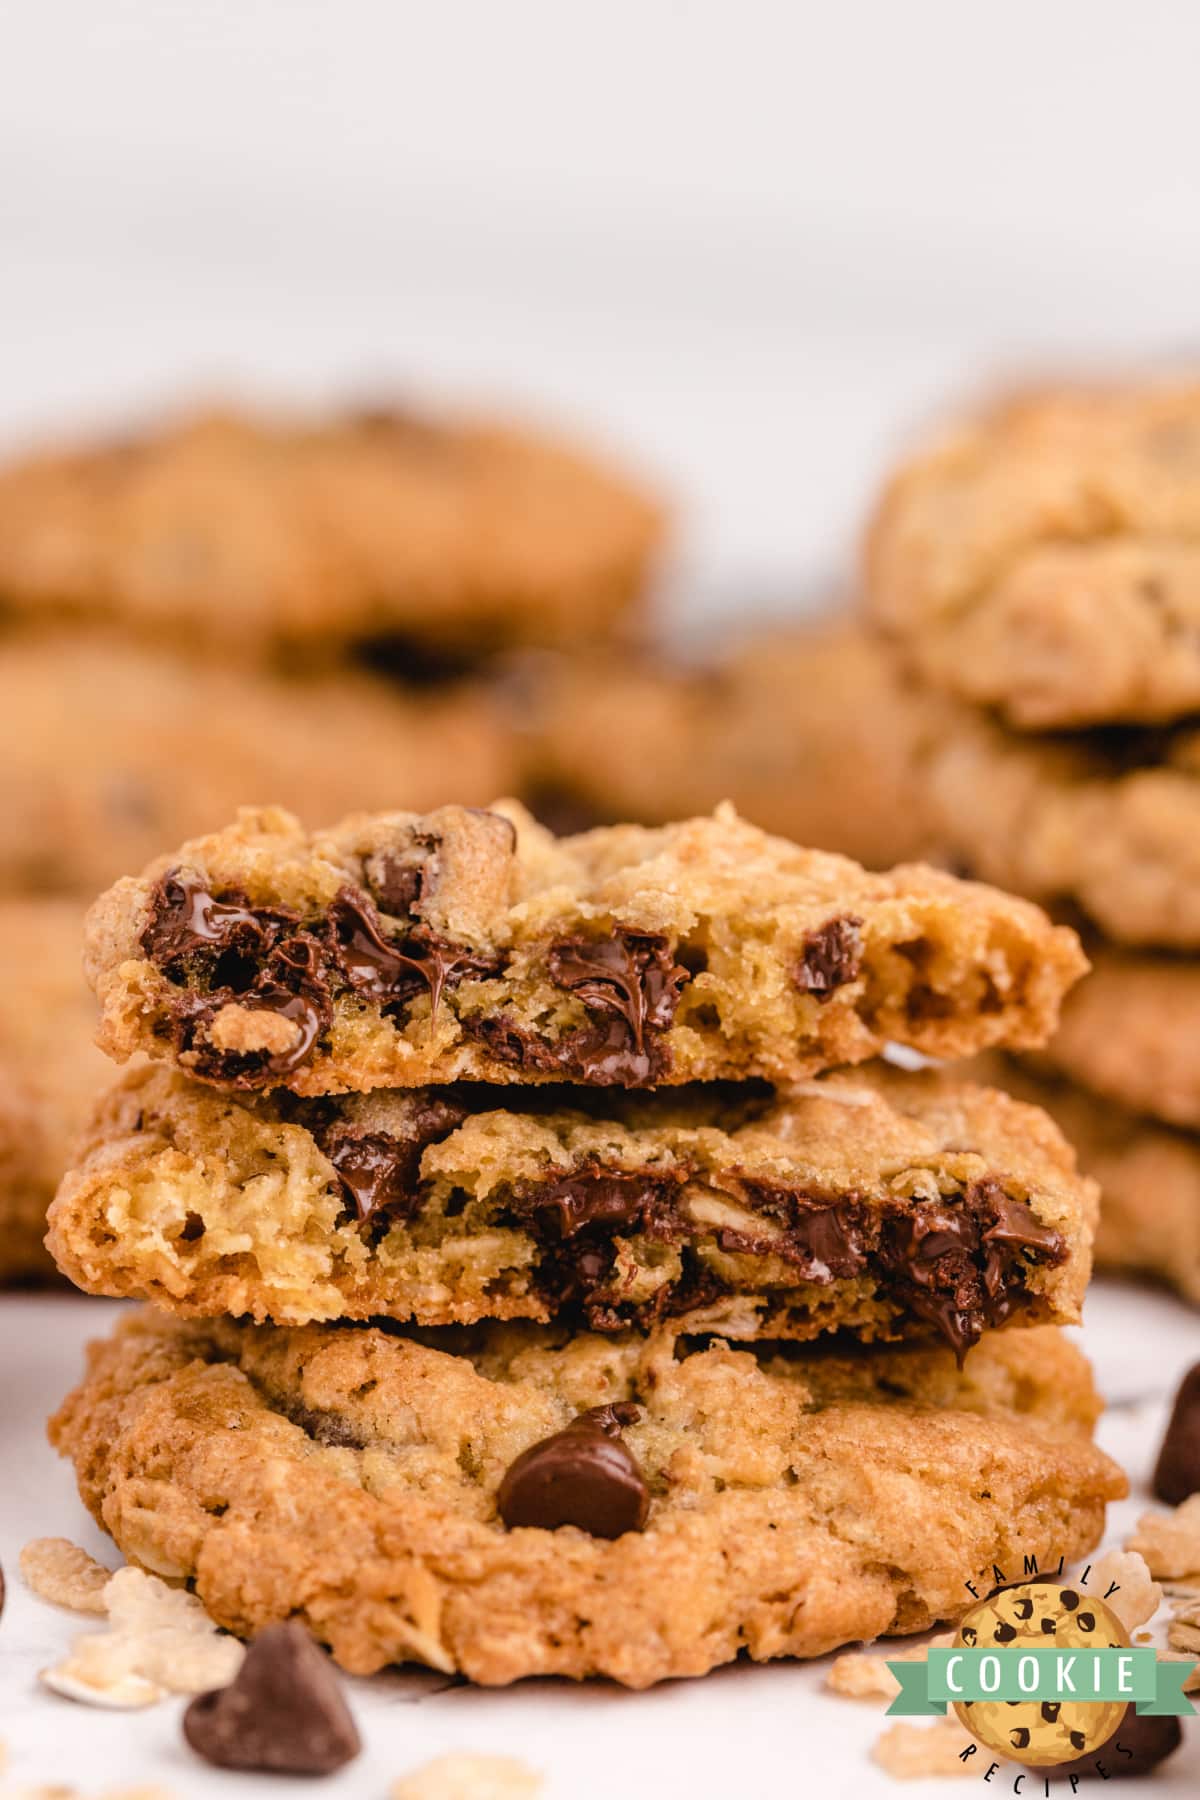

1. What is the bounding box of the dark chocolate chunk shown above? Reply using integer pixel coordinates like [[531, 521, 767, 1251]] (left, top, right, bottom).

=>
[[794, 915, 864, 1001], [182, 1620, 360, 1774], [498, 1402, 649, 1538], [318, 1096, 467, 1225], [1154, 1361, 1200, 1505], [1030, 1708, 1182, 1779]]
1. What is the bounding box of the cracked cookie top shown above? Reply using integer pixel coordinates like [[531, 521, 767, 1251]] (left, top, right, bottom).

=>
[[84, 801, 1086, 1095], [50, 1309, 1124, 1687]]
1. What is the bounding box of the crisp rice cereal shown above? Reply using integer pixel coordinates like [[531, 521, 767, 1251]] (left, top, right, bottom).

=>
[[37, 1661, 164, 1709], [20, 1538, 114, 1614], [1127, 1495, 1200, 1580], [1089, 1548, 1162, 1631], [41, 1568, 244, 1705], [827, 1632, 955, 1701], [391, 1753, 543, 1799], [872, 1718, 978, 1779]]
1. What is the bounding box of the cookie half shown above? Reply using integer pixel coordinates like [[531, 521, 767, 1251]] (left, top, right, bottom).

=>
[[0, 900, 110, 1283], [49, 1310, 1123, 1687], [866, 380, 1200, 729], [1039, 945, 1200, 1131], [525, 622, 942, 869], [0, 634, 521, 896], [47, 1065, 1094, 1354], [0, 405, 663, 658], [985, 1057, 1200, 1308], [84, 801, 1086, 1096], [925, 707, 1200, 950]]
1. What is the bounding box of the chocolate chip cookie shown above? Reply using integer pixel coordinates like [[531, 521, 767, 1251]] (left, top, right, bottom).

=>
[[48, 1064, 1093, 1354], [975, 1057, 1200, 1307], [84, 801, 1086, 1095], [0, 405, 663, 659], [1039, 944, 1200, 1130], [924, 706, 1200, 949], [0, 899, 111, 1283], [867, 380, 1200, 728], [525, 622, 943, 869], [0, 634, 521, 896], [49, 1309, 1123, 1686]]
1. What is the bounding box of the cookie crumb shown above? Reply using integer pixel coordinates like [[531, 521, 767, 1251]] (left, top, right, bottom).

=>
[[392, 1753, 544, 1799], [1089, 1548, 1162, 1631], [1127, 1494, 1200, 1580], [827, 1632, 955, 1701], [38, 1662, 164, 1709], [20, 1538, 113, 1614], [872, 1718, 978, 1778]]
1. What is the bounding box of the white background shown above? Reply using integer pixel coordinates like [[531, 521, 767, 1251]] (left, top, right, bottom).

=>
[[4, 4, 1200, 1792]]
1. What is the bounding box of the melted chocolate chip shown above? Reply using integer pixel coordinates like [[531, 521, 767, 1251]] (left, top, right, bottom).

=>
[[317, 1097, 467, 1225], [497, 1403, 649, 1538], [142, 871, 500, 1089], [514, 1170, 682, 1240], [183, 1621, 360, 1774], [1154, 1361, 1200, 1505], [1031, 1708, 1182, 1779], [544, 930, 688, 1083], [795, 915, 864, 1001]]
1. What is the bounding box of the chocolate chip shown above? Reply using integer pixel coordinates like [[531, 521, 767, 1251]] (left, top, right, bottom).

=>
[[498, 1403, 649, 1537], [1154, 1361, 1200, 1505], [514, 1170, 679, 1240], [1032, 1708, 1182, 1779], [545, 929, 688, 1083], [795, 915, 863, 1001], [182, 1620, 360, 1774], [318, 1097, 467, 1225]]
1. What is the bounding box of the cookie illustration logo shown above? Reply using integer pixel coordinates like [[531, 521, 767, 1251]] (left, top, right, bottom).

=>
[[886, 1564, 1195, 1778], [951, 1583, 1130, 1768]]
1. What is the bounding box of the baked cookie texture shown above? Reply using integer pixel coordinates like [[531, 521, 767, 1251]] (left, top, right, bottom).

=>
[[867, 380, 1200, 729], [0, 405, 664, 657], [0, 633, 522, 895], [1039, 945, 1200, 1131], [47, 1064, 1094, 1353], [83, 802, 1086, 1096], [924, 707, 1200, 949], [49, 1309, 1123, 1687], [525, 622, 943, 869], [0, 900, 111, 1282], [985, 1058, 1200, 1308]]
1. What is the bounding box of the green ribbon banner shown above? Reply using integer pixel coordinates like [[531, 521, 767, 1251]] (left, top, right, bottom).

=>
[[885, 1648, 1197, 1718]]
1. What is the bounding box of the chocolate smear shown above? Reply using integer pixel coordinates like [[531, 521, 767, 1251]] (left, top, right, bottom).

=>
[[183, 1621, 360, 1774], [498, 1403, 649, 1537]]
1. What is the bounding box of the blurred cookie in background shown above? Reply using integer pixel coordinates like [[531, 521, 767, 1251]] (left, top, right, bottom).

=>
[[0, 899, 109, 1284], [523, 620, 941, 868], [987, 1057, 1200, 1309], [1037, 944, 1200, 1132], [922, 707, 1200, 950], [0, 402, 665, 665], [866, 378, 1200, 730], [0, 633, 524, 894]]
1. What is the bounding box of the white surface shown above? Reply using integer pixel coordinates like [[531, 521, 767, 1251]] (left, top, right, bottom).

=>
[[1, 1285, 1197, 1798]]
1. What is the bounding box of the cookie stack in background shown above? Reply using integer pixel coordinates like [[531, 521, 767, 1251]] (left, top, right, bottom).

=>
[[864, 379, 1200, 1310], [529, 376, 1200, 1319], [0, 399, 664, 1282], [47, 797, 1125, 1684]]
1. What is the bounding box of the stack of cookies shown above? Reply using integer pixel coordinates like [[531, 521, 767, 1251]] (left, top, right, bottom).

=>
[[47, 799, 1124, 1685], [0, 399, 662, 1283], [866, 378, 1200, 1308]]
